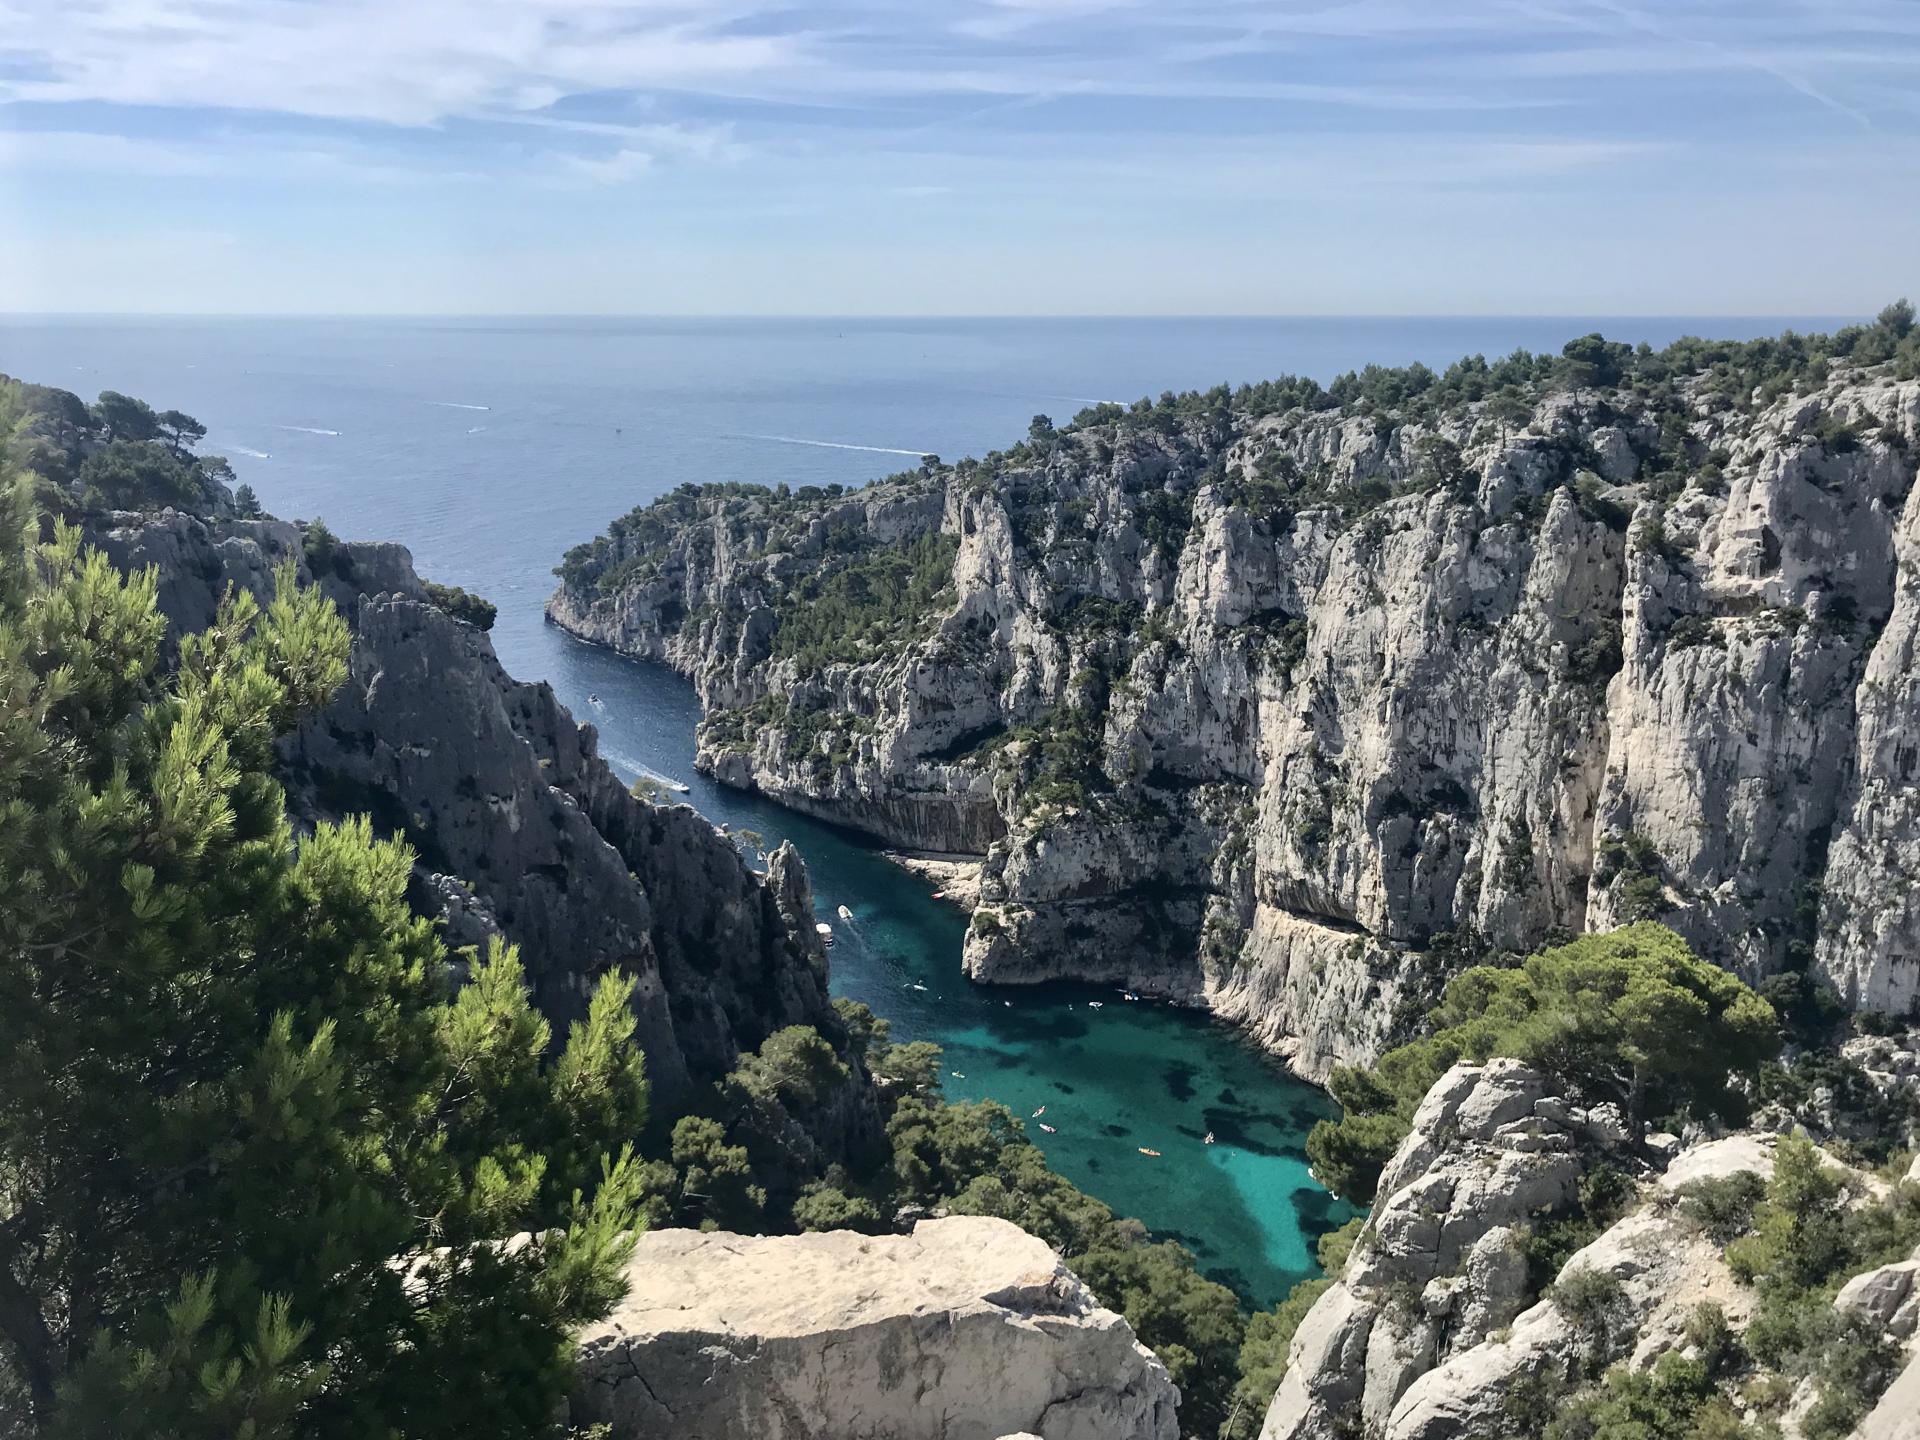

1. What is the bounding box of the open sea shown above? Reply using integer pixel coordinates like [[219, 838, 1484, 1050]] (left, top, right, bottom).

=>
[[0, 313, 1849, 1306]]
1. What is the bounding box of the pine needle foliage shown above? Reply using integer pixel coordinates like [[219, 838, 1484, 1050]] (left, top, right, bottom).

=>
[[0, 459, 649, 1438]]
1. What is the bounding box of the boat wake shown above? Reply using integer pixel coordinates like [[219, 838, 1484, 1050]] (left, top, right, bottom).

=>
[[734, 433, 930, 458], [602, 748, 690, 793], [429, 401, 491, 411], [229, 444, 271, 459], [275, 425, 340, 436]]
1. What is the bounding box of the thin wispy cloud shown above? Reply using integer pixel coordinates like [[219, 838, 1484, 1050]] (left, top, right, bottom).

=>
[[10, 1, 1902, 124], [0, 1, 1912, 314]]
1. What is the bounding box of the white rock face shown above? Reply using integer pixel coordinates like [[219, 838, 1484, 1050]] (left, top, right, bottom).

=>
[[570, 1217, 1180, 1440], [1835, 1258, 1920, 1340], [1261, 1061, 1610, 1440], [1655, 1134, 1777, 1191], [550, 371, 1920, 1073], [1854, 1347, 1920, 1440], [1255, 1058, 1898, 1440]]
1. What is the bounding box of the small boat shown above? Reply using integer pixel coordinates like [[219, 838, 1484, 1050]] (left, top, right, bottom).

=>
[[837, 905, 854, 922], [1138, 1148, 1161, 1158], [1203, 1132, 1215, 1146], [950, 1071, 966, 1080], [1003, 1001, 1011, 1007], [1087, 1001, 1103, 1010], [1038, 1123, 1057, 1134], [931, 891, 945, 900], [911, 983, 929, 992], [588, 693, 603, 707], [635, 764, 690, 793], [815, 922, 835, 948], [1032, 1106, 1046, 1118], [1122, 992, 1140, 1002]]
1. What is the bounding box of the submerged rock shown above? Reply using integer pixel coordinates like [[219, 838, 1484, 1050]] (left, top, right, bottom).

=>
[[569, 1216, 1180, 1440]]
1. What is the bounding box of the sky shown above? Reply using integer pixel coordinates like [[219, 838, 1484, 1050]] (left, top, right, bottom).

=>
[[0, 1, 1916, 316]]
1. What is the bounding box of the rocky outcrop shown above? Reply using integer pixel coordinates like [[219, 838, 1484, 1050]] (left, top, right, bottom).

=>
[[550, 354, 1920, 1078], [93, 509, 876, 1133], [1259, 1059, 1623, 1440], [568, 1216, 1180, 1440], [1257, 1058, 1916, 1440], [1835, 1256, 1920, 1340], [1855, 1348, 1920, 1440]]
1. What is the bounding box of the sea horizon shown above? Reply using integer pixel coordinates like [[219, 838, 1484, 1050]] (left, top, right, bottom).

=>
[[0, 309, 1872, 324]]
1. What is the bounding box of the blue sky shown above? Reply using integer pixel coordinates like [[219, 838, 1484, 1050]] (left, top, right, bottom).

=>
[[0, 1, 1915, 315]]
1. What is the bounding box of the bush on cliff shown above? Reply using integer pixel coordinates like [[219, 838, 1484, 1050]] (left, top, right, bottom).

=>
[[1724, 1135, 1920, 1438], [1307, 924, 1780, 1204], [423, 579, 498, 630], [0, 475, 649, 1438], [771, 528, 959, 667]]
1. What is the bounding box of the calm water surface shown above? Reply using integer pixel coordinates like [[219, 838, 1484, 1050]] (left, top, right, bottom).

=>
[[0, 313, 1844, 1303]]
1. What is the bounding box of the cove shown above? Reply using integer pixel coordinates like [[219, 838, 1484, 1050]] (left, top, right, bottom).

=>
[[14, 314, 1762, 1306], [542, 633, 1354, 1308]]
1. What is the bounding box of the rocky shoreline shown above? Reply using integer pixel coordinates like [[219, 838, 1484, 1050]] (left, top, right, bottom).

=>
[[548, 335, 1920, 1083], [881, 850, 984, 912]]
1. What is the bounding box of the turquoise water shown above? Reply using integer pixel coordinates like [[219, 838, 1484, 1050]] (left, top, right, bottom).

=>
[[0, 313, 1843, 1304], [557, 638, 1351, 1305]]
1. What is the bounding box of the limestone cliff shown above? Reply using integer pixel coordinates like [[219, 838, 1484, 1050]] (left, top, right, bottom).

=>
[[550, 332, 1920, 1078], [91, 508, 876, 1134], [1256, 1059, 1920, 1440], [570, 1215, 1180, 1440]]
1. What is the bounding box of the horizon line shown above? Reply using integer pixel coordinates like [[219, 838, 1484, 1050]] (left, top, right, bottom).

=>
[[0, 309, 1873, 323]]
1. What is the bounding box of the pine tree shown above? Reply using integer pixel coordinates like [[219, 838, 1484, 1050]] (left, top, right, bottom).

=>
[[0, 454, 649, 1437]]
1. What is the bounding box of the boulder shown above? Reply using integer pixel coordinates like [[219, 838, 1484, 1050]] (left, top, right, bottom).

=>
[[1835, 1259, 1920, 1340], [1656, 1134, 1775, 1191], [1387, 1211, 1720, 1440], [570, 1217, 1179, 1440], [1352, 1061, 1584, 1297]]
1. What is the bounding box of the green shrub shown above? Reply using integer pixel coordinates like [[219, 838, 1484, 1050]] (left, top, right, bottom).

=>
[[1306, 1110, 1409, 1204], [1308, 925, 1778, 1203], [303, 516, 342, 575], [1552, 1265, 1627, 1345], [1683, 1301, 1736, 1372], [1544, 1352, 1753, 1440], [771, 529, 960, 667], [1675, 1171, 1767, 1243], [1220, 1277, 1332, 1438], [1316, 1216, 1367, 1274], [422, 579, 498, 630]]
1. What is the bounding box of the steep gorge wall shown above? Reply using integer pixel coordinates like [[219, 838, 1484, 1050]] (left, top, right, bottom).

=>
[[550, 365, 1920, 1080], [94, 509, 873, 1130]]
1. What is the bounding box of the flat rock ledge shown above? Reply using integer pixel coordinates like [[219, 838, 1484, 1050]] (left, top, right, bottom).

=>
[[569, 1216, 1179, 1440], [883, 850, 985, 912]]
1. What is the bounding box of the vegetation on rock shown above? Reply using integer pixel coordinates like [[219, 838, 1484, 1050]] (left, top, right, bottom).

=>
[[0, 463, 648, 1435], [770, 529, 959, 668], [1307, 924, 1780, 1205], [422, 579, 498, 631]]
